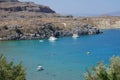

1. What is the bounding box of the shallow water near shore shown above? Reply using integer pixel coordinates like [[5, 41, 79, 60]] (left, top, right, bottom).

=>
[[0, 29, 120, 80]]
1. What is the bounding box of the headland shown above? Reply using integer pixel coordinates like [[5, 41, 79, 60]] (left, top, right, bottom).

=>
[[0, 0, 119, 40]]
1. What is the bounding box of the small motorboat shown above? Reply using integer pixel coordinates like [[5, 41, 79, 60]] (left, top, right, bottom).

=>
[[37, 66, 44, 71], [72, 34, 79, 38], [48, 36, 57, 41]]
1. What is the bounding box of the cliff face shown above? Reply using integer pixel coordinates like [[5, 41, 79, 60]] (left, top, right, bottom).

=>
[[0, 1, 55, 13], [91, 17, 120, 29], [77, 16, 120, 29], [0, 0, 18, 2], [0, 22, 100, 40]]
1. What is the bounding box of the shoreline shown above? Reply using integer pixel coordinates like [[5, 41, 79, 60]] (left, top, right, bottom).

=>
[[1, 27, 120, 41], [0, 22, 101, 41]]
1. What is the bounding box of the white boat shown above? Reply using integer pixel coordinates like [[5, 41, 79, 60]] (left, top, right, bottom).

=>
[[72, 34, 79, 38], [37, 66, 44, 71], [48, 36, 57, 41]]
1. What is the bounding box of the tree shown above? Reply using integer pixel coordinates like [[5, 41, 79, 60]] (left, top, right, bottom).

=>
[[0, 54, 26, 80], [85, 56, 120, 80]]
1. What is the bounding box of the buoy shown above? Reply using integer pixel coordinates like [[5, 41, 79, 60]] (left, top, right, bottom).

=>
[[86, 51, 90, 55]]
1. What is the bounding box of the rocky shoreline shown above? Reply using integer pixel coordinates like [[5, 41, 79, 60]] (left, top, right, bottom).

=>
[[0, 23, 101, 40]]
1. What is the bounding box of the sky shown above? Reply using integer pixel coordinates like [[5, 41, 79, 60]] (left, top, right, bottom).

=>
[[20, 0, 120, 16]]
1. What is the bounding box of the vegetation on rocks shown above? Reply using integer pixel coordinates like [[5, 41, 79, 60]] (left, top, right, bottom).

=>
[[2, 25, 8, 30], [85, 56, 120, 80], [0, 54, 26, 80], [0, 0, 102, 40]]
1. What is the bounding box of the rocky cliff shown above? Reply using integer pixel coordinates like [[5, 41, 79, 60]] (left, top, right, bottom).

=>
[[77, 16, 120, 29], [0, 1, 55, 13], [91, 17, 120, 29], [0, 0, 18, 2], [0, 22, 100, 40]]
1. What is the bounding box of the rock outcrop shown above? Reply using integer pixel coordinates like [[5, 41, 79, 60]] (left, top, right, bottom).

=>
[[0, 0, 18, 2], [77, 16, 120, 29], [0, 1, 55, 13], [0, 23, 100, 40]]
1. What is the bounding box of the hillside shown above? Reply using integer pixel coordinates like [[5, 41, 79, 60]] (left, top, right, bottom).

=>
[[103, 11, 120, 16], [0, 2, 55, 13], [0, 0, 104, 40], [0, 0, 18, 2], [77, 16, 120, 29]]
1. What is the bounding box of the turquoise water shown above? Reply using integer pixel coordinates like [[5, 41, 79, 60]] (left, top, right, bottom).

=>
[[0, 29, 120, 80]]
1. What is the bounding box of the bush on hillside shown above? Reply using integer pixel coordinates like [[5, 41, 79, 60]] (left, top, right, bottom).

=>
[[2, 25, 8, 30], [85, 56, 120, 80], [0, 54, 26, 80]]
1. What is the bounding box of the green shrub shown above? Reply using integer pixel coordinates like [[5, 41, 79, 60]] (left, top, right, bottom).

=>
[[2, 25, 8, 30], [85, 56, 120, 80], [0, 54, 26, 80], [15, 28, 22, 34]]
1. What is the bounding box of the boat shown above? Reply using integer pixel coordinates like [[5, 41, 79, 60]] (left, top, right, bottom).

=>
[[37, 66, 44, 71], [72, 34, 79, 38], [48, 36, 57, 41]]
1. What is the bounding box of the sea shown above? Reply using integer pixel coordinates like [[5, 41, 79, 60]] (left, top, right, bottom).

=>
[[0, 29, 120, 80]]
